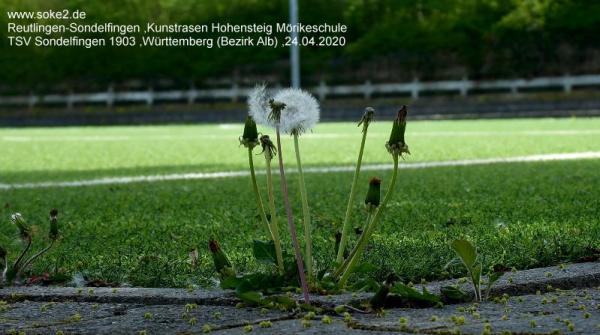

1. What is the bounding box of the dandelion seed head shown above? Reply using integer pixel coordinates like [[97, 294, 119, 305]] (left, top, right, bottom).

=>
[[248, 84, 275, 128], [273, 88, 320, 134]]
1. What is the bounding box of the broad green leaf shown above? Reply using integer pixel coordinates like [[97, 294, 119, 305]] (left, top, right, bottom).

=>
[[220, 275, 242, 290], [440, 286, 471, 303], [390, 283, 441, 305], [450, 239, 477, 269], [237, 291, 263, 305], [369, 283, 390, 309], [351, 277, 379, 292], [252, 240, 277, 264]]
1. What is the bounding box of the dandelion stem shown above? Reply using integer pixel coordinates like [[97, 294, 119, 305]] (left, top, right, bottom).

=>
[[337, 211, 372, 287], [265, 155, 285, 274], [248, 147, 274, 240], [12, 236, 32, 271], [293, 133, 313, 281], [275, 128, 310, 303], [338, 154, 399, 287], [17, 240, 54, 279], [336, 123, 369, 264]]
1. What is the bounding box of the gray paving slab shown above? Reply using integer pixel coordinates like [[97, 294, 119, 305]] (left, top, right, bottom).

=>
[[1, 262, 600, 334], [0, 301, 293, 334], [350, 288, 600, 334], [0, 286, 237, 306]]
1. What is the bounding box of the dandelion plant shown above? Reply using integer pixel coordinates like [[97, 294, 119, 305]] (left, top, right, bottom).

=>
[[337, 107, 375, 264], [336, 106, 409, 286], [272, 88, 320, 281], [1, 210, 60, 286], [249, 84, 311, 303], [240, 116, 286, 274]]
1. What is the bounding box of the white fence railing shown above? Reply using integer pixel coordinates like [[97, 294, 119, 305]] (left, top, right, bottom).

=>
[[1, 74, 599, 108]]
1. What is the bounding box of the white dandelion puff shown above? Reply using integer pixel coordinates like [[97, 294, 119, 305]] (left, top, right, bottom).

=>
[[273, 88, 320, 135], [248, 84, 275, 128]]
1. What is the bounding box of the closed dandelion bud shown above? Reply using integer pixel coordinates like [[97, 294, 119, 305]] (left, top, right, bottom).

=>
[[386, 106, 410, 156], [49, 209, 59, 240], [240, 116, 259, 148], [365, 177, 381, 210], [11, 213, 31, 240], [208, 239, 232, 274], [259, 135, 277, 161]]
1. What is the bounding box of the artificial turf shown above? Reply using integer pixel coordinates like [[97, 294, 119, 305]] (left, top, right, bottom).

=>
[[0, 118, 599, 287]]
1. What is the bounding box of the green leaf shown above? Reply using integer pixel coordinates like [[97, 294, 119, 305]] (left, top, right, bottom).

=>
[[440, 286, 471, 303], [220, 275, 242, 290], [351, 277, 379, 292], [252, 240, 277, 264], [237, 291, 263, 305], [450, 239, 477, 270], [369, 283, 389, 309], [390, 283, 441, 305]]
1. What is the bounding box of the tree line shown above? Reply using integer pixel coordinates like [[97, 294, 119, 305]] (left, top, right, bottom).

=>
[[1, 0, 599, 93]]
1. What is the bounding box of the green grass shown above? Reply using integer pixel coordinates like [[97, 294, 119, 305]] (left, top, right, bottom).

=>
[[1, 118, 599, 287]]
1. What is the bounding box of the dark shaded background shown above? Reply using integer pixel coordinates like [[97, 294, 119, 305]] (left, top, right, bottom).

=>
[[1, 0, 600, 94]]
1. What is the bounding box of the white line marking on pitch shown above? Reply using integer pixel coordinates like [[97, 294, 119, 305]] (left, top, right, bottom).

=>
[[2, 129, 600, 142], [1, 152, 599, 190]]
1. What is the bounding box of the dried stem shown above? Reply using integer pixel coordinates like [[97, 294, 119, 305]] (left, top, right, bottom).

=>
[[275, 127, 310, 303], [293, 133, 313, 281]]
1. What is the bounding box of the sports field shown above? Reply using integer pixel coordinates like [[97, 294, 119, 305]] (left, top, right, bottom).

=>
[[1, 117, 600, 287]]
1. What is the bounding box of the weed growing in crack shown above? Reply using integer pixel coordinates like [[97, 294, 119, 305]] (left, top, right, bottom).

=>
[[1, 210, 60, 286], [209, 85, 418, 307]]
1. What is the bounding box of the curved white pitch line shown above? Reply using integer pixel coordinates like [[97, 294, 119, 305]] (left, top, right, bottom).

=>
[[1, 151, 599, 190]]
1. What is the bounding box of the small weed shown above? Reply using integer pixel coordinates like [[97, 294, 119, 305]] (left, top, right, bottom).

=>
[[71, 313, 82, 322], [259, 320, 272, 328]]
